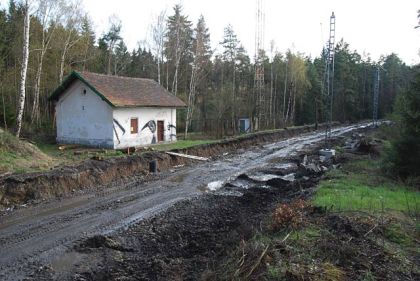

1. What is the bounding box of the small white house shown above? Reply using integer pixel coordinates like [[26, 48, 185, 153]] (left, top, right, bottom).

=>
[[49, 71, 186, 149]]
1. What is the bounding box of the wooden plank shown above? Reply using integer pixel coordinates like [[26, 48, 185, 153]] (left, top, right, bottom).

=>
[[166, 151, 209, 161]]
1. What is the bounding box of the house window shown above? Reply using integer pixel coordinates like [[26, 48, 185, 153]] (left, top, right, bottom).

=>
[[130, 118, 138, 134]]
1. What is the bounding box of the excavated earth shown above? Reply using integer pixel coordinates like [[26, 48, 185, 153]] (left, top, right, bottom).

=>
[[0, 124, 336, 208], [0, 122, 372, 280]]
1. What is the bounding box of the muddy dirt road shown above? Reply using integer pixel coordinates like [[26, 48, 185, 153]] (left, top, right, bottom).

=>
[[0, 123, 370, 280]]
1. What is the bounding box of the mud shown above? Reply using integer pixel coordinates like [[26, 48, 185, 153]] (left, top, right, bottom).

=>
[[35, 158, 323, 281], [0, 122, 373, 280], [0, 123, 335, 208]]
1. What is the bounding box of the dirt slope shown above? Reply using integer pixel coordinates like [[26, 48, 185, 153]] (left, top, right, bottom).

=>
[[0, 129, 52, 174], [0, 123, 333, 208]]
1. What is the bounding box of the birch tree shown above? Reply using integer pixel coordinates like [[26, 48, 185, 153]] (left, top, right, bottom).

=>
[[31, 0, 64, 124], [283, 52, 309, 124], [150, 10, 166, 85], [15, 0, 31, 137], [58, 0, 84, 83]]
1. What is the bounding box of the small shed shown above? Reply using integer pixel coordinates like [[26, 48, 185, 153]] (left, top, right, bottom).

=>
[[49, 71, 186, 149], [239, 118, 251, 133]]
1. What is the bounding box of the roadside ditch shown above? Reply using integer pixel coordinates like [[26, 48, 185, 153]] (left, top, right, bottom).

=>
[[0, 123, 334, 208]]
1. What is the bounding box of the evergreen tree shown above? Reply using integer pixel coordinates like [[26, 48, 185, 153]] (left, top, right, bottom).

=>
[[185, 15, 212, 136], [384, 65, 420, 180], [164, 4, 192, 96]]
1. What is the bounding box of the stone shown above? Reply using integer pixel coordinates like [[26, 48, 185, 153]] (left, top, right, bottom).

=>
[[319, 149, 335, 161]]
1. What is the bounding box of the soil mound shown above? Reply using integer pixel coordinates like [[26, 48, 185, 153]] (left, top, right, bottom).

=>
[[0, 130, 52, 174]]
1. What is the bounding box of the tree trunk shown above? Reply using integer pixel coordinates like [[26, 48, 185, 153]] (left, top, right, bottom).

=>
[[59, 32, 73, 83], [291, 90, 296, 124], [285, 87, 292, 125], [107, 42, 114, 75], [166, 63, 169, 90], [282, 60, 288, 124], [231, 63, 236, 134], [185, 66, 197, 138], [31, 51, 45, 124], [15, 1, 30, 137], [269, 61, 273, 127], [172, 62, 179, 96], [2, 86, 7, 129], [59, 47, 68, 83], [157, 59, 161, 85]]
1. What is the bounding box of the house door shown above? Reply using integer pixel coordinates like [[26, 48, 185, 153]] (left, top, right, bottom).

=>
[[157, 120, 164, 142]]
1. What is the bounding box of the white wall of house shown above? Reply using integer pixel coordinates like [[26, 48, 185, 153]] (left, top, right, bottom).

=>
[[56, 80, 114, 148], [112, 107, 177, 149]]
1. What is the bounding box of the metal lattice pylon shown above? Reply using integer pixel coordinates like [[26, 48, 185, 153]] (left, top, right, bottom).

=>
[[322, 12, 336, 146], [254, 0, 265, 130]]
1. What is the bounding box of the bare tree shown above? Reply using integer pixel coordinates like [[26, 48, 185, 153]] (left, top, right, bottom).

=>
[[59, 0, 83, 83], [150, 10, 166, 85], [15, 0, 31, 137], [31, 0, 64, 124], [104, 15, 122, 75]]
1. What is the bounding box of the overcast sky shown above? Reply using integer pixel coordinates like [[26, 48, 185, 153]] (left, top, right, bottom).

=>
[[2, 0, 419, 64]]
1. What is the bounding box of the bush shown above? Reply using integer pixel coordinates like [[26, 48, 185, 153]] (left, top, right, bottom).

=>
[[271, 199, 307, 231]]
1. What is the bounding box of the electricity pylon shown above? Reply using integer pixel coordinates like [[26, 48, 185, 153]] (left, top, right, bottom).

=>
[[322, 12, 336, 147], [254, 0, 265, 130]]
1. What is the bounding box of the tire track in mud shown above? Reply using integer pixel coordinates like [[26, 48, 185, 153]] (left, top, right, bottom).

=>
[[0, 123, 371, 280]]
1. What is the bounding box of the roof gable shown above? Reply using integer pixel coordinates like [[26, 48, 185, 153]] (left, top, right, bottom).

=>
[[49, 71, 186, 108]]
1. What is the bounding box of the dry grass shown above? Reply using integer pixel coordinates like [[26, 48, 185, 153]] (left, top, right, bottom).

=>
[[0, 129, 53, 173]]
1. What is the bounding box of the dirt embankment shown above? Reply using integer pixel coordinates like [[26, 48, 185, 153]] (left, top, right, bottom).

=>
[[34, 148, 324, 281], [0, 123, 333, 208]]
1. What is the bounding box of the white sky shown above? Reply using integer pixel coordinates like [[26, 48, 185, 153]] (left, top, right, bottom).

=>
[[2, 0, 419, 64]]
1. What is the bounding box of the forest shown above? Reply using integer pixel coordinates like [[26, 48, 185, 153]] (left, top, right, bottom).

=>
[[0, 0, 415, 138]]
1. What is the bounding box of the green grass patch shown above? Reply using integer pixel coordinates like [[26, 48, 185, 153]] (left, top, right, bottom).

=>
[[385, 223, 414, 246], [313, 158, 420, 214], [152, 139, 219, 151]]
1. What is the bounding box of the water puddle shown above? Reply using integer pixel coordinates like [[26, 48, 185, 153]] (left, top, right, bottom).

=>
[[280, 173, 295, 182], [207, 181, 224, 191], [274, 162, 297, 169], [213, 190, 243, 197], [248, 174, 280, 182]]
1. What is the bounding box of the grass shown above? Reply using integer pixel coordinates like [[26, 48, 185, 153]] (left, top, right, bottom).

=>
[[313, 158, 420, 214], [152, 139, 219, 151], [384, 223, 415, 246], [0, 129, 53, 173], [37, 143, 124, 162]]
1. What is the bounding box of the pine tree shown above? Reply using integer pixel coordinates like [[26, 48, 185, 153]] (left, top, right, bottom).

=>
[[384, 65, 420, 180], [185, 15, 212, 137], [164, 4, 192, 96]]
